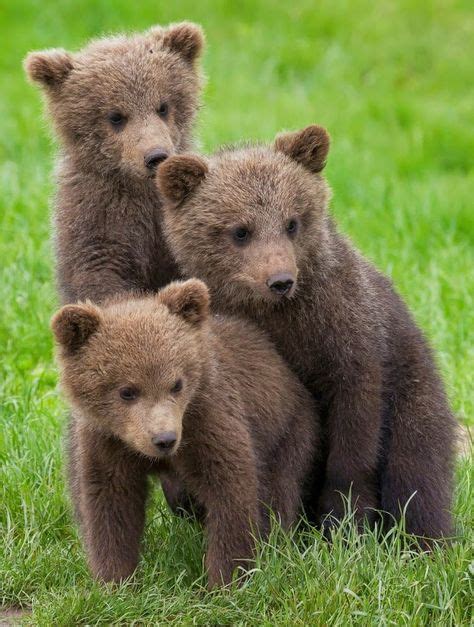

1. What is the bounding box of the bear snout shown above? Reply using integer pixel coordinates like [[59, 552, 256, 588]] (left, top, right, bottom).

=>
[[151, 430, 178, 455], [266, 272, 296, 297], [144, 148, 170, 171]]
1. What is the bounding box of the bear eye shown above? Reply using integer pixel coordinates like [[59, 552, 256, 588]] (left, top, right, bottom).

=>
[[232, 226, 251, 245], [157, 102, 169, 118], [170, 378, 183, 394], [108, 111, 126, 129], [286, 218, 299, 236], [119, 386, 139, 401]]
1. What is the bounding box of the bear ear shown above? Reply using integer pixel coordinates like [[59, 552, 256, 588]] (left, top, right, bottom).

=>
[[157, 154, 208, 204], [274, 125, 330, 173], [161, 22, 205, 64], [159, 279, 210, 326], [51, 303, 101, 353], [24, 49, 74, 90]]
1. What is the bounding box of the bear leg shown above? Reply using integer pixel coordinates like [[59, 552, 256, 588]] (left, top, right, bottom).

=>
[[264, 410, 318, 532], [69, 418, 150, 582], [380, 378, 456, 545]]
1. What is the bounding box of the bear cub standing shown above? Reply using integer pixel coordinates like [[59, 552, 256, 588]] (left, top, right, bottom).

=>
[[25, 22, 204, 304], [157, 126, 457, 545], [52, 280, 317, 587]]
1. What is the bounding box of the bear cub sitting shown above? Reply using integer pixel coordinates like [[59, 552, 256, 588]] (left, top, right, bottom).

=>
[[157, 126, 456, 546], [52, 280, 317, 587]]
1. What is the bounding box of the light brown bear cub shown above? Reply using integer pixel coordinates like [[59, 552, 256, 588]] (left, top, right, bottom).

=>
[[52, 280, 317, 587], [157, 127, 456, 546], [24, 22, 204, 303]]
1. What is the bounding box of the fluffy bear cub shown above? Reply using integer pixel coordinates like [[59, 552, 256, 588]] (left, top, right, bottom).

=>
[[25, 22, 204, 303], [156, 127, 457, 546], [51, 279, 318, 587]]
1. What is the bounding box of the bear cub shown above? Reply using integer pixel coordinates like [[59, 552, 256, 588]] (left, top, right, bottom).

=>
[[52, 279, 317, 587], [157, 126, 457, 546], [25, 22, 204, 304]]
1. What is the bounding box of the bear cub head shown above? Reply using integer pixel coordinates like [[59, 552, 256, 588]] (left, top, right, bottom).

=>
[[157, 125, 331, 308], [52, 279, 209, 459], [25, 23, 204, 179]]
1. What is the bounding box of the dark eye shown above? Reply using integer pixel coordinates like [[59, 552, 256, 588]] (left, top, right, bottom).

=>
[[286, 218, 299, 236], [119, 386, 139, 401], [157, 102, 169, 118], [170, 378, 183, 394], [108, 111, 126, 128], [232, 227, 251, 245]]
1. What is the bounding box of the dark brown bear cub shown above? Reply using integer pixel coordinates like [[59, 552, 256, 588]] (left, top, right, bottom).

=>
[[51, 280, 317, 586], [156, 127, 457, 546], [24, 22, 204, 303]]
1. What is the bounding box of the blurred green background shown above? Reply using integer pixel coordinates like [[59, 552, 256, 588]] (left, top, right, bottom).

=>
[[0, 0, 472, 624]]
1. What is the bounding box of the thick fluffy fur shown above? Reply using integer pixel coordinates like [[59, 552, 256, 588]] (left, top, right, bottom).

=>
[[52, 280, 317, 586], [25, 22, 204, 303], [157, 126, 457, 545]]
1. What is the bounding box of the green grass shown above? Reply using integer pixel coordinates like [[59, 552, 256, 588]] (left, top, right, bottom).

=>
[[1, 0, 473, 624]]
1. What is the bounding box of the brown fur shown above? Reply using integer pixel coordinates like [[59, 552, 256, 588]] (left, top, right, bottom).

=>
[[24, 22, 204, 304], [156, 126, 457, 545], [51, 280, 317, 586]]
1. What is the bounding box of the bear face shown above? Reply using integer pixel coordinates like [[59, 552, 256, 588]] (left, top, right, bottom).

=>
[[157, 126, 332, 308], [51, 280, 209, 459], [25, 23, 204, 179]]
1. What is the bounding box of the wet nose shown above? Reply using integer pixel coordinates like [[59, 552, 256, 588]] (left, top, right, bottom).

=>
[[144, 148, 169, 170], [266, 273, 295, 296], [151, 431, 177, 453]]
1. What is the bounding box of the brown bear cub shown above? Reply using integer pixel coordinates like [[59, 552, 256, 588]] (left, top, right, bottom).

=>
[[51, 279, 317, 587], [156, 126, 457, 546], [24, 22, 204, 304]]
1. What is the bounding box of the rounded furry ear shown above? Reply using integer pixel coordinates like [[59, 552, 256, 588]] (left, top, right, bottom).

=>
[[159, 280, 210, 326], [24, 49, 74, 89], [161, 22, 205, 63], [274, 125, 330, 173], [157, 154, 208, 204], [51, 303, 101, 353]]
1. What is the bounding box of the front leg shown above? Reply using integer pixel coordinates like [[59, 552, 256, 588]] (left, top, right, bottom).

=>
[[319, 371, 382, 531], [264, 406, 318, 532], [204, 488, 260, 588], [70, 418, 150, 582], [180, 417, 260, 588]]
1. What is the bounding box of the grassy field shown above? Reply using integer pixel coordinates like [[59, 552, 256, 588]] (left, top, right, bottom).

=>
[[1, 0, 473, 624]]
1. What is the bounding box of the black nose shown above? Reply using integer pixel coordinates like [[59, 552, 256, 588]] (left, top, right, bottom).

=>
[[266, 273, 295, 296], [151, 431, 177, 453], [144, 148, 169, 170]]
